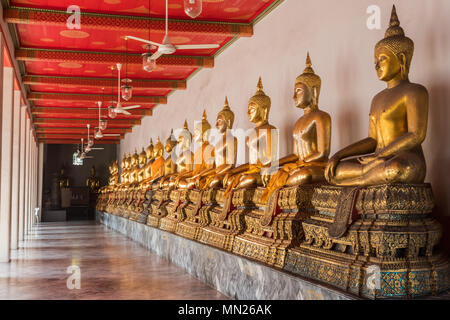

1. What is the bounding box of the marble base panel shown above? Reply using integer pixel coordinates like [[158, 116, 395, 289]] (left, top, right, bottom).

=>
[[97, 211, 354, 300]]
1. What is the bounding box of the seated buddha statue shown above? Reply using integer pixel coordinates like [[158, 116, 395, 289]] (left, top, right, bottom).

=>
[[143, 139, 155, 180], [160, 120, 194, 189], [137, 148, 147, 183], [58, 166, 70, 189], [86, 165, 100, 192], [163, 129, 178, 177], [224, 78, 279, 194], [119, 153, 127, 184], [196, 97, 237, 189], [177, 110, 215, 189], [141, 137, 165, 188], [128, 149, 140, 185], [325, 6, 427, 186], [261, 53, 331, 202]]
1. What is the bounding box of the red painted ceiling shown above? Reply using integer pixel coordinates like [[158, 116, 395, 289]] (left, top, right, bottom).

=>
[[6, 0, 280, 143]]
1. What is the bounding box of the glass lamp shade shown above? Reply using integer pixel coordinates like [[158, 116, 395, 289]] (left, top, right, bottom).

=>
[[108, 105, 117, 119], [99, 120, 107, 131], [95, 128, 103, 139], [121, 84, 132, 101], [87, 138, 94, 147], [184, 0, 202, 18], [80, 152, 86, 160], [142, 52, 157, 72]]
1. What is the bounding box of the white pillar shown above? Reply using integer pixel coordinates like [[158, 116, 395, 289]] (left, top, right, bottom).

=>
[[24, 123, 30, 236], [0, 67, 15, 262], [18, 105, 26, 242], [10, 91, 21, 250], [37, 142, 44, 222]]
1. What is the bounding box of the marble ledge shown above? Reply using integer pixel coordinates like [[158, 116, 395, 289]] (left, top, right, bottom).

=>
[[96, 211, 356, 300]]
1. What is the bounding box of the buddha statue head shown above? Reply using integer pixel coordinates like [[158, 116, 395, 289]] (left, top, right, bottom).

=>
[[216, 96, 235, 133], [153, 137, 164, 158], [248, 77, 271, 125], [60, 166, 66, 176], [138, 148, 147, 166], [294, 52, 321, 109], [120, 154, 126, 171], [125, 153, 131, 170], [193, 110, 211, 143], [145, 138, 154, 161], [374, 5, 414, 82], [178, 120, 192, 152], [165, 129, 177, 153]]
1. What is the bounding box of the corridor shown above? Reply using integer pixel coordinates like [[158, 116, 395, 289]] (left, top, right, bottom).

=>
[[0, 221, 226, 300]]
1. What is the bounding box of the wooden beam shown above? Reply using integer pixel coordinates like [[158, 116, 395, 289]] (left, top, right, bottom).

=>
[[41, 139, 119, 145], [36, 127, 130, 134], [5, 7, 253, 37], [37, 133, 123, 140], [34, 118, 139, 127], [28, 92, 164, 105], [16, 48, 214, 69], [32, 107, 152, 116], [23, 75, 186, 90]]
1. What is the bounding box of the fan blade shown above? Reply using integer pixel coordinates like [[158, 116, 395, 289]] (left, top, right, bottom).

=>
[[103, 134, 121, 137], [175, 44, 220, 50], [126, 36, 162, 47], [121, 109, 132, 115], [84, 156, 94, 158], [91, 147, 105, 150], [122, 105, 141, 110], [150, 50, 163, 60]]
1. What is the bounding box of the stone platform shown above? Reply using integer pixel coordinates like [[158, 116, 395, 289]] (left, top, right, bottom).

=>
[[96, 211, 355, 300]]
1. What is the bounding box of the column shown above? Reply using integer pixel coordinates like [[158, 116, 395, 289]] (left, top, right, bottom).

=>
[[23, 118, 30, 238], [10, 90, 21, 249], [0, 66, 15, 262], [37, 142, 44, 222], [18, 105, 26, 241]]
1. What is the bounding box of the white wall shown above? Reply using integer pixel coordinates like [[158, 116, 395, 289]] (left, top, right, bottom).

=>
[[120, 0, 450, 217]]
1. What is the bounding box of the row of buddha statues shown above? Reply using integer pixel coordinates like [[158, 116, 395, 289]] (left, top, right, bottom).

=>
[[97, 6, 449, 299], [58, 166, 101, 193]]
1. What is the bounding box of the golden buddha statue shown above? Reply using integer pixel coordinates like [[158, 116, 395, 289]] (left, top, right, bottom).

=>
[[325, 5, 427, 186], [128, 149, 140, 184], [150, 137, 166, 181], [143, 139, 155, 180], [224, 77, 278, 193], [161, 120, 194, 189], [86, 165, 100, 192], [177, 110, 215, 189], [137, 148, 147, 183], [119, 153, 127, 184], [261, 53, 331, 202], [163, 129, 178, 176], [196, 97, 237, 189], [58, 166, 70, 189]]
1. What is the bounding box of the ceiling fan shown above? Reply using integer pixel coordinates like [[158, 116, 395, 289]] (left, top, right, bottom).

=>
[[127, 0, 219, 64], [109, 63, 141, 115], [94, 100, 121, 139]]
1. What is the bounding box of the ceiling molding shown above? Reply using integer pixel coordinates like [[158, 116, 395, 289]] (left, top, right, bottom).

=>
[[28, 92, 165, 105]]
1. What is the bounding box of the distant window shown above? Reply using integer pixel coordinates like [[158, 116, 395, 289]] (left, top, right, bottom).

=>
[[73, 152, 83, 166]]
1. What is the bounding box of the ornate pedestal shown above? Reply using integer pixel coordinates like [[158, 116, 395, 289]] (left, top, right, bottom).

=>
[[199, 188, 255, 251], [176, 189, 217, 241], [284, 183, 450, 299], [134, 189, 153, 224], [147, 186, 169, 227], [159, 189, 189, 233], [232, 185, 318, 268]]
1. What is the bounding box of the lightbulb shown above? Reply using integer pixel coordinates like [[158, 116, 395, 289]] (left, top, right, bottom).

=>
[[142, 45, 158, 72], [184, 0, 202, 19], [99, 120, 107, 131], [108, 105, 117, 119], [121, 79, 133, 101], [88, 138, 94, 147]]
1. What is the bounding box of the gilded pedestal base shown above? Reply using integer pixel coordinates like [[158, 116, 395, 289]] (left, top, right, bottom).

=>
[[284, 183, 450, 299], [199, 188, 255, 251], [146, 187, 169, 228], [176, 189, 217, 241], [231, 185, 317, 268], [159, 189, 189, 233]]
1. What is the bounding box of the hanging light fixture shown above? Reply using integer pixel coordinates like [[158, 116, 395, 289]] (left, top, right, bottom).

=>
[[142, 0, 158, 72], [184, 0, 202, 19], [80, 138, 86, 159], [99, 88, 107, 130], [86, 124, 94, 150], [108, 66, 117, 119], [121, 37, 133, 100]]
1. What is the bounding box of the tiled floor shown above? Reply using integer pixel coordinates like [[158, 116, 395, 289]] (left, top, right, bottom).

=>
[[0, 221, 227, 300]]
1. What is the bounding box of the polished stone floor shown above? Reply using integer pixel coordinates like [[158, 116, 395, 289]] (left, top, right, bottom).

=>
[[0, 221, 227, 300]]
